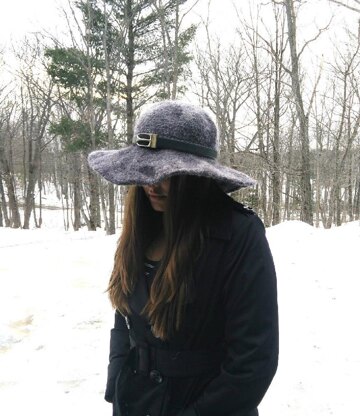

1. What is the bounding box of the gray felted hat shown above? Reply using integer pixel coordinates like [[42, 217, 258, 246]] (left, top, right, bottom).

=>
[[88, 100, 255, 193]]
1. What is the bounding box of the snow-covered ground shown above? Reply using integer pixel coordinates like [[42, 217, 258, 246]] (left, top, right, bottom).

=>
[[1, 215, 359, 416]]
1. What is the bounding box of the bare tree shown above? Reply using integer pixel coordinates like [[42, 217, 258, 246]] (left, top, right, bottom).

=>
[[102, 0, 116, 235], [240, 3, 288, 225], [151, 0, 199, 99], [0, 100, 22, 228], [15, 38, 55, 229], [330, 40, 360, 225], [194, 18, 251, 167], [284, 0, 314, 225]]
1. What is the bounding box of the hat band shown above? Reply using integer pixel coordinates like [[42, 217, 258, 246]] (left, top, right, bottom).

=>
[[135, 133, 217, 160]]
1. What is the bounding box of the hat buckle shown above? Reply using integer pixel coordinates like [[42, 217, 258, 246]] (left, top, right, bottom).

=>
[[136, 133, 158, 149]]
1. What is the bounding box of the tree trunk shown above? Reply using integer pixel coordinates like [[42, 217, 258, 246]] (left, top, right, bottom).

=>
[[0, 175, 10, 227], [87, 166, 98, 231], [125, 0, 135, 145], [86, 0, 98, 230], [252, 33, 268, 223], [100, 183, 110, 232], [37, 170, 43, 228], [72, 153, 82, 231], [285, 0, 313, 225], [315, 148, 321, 228], [0, 145, 21, 228], [347, 152, 353, 221], [23, 134, 41, 229], [171, 0, 180, 99], [155, 0, 171, 98], [272, 53, 281, 226], [103, 0, 116, 234], [354, 173, 360, 220], [284, 117, 295, 221]]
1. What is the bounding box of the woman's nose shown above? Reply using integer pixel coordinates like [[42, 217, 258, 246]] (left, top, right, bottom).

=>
[[149, 183, 161, 192]]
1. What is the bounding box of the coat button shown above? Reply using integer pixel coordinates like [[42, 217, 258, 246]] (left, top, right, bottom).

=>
[[149, 369, 163, 384]]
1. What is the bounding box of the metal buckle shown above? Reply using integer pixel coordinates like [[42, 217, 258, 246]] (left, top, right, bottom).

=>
[[136, 133, 158, 148]]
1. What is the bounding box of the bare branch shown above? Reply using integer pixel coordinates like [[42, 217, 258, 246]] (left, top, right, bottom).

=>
[[306, 64, 323, 118], [329, 0, 360, 13], [298, 18, 333, 59], [178, 0, 202, 27]]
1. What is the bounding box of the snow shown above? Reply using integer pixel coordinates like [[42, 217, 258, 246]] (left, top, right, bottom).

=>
[[1, 217, 359, 415], [0, 226, 116, 416], [262, 220, 360, 416]]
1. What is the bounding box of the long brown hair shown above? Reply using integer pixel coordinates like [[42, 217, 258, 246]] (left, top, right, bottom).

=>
[[108, 175, 223, 340]]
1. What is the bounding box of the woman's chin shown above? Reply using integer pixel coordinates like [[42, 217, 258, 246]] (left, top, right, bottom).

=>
[[148, 199, 165, 212]]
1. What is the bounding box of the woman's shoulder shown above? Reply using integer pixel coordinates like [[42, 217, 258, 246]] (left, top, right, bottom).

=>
[[227, 196, 266, 240], [227, 197, 257, 217], [205, 193, 264, 241]]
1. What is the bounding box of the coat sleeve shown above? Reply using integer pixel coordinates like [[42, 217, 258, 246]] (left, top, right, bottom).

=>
[[181, 214, 279, 416], [104, 310, 131, 403]]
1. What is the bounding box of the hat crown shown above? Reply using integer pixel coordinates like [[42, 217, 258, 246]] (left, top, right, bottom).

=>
[[88, 100, 255, 192], [134, 101, 218, 152]]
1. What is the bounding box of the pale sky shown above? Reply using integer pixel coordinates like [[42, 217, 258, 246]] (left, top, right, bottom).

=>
[[0, 0, 356, 46], [0, 0, 359, 68], [0, 0, 67, 43]]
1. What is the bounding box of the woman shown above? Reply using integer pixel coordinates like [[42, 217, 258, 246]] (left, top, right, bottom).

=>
[[88, 101, 278, 416]]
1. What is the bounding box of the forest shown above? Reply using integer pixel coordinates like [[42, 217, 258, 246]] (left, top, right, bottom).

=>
[[0, 0, 359, 233]]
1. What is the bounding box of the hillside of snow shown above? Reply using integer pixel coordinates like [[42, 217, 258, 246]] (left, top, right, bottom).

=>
[[1, 217, 359, 416]]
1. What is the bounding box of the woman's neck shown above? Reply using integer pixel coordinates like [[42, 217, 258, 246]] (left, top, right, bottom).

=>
[[145, 233, 166, 262]]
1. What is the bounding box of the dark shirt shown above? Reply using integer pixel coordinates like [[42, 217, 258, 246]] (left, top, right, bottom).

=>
[[143, 258, 159, 291]]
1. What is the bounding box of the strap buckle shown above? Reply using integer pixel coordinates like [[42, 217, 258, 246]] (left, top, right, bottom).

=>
[[136, 133, 158, 149]]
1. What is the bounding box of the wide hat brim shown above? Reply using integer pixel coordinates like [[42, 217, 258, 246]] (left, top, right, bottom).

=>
[[88, 145, 256, 193]]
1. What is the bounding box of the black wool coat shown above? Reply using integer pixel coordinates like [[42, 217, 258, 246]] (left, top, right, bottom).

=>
[[105, 194, 279, 416]]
